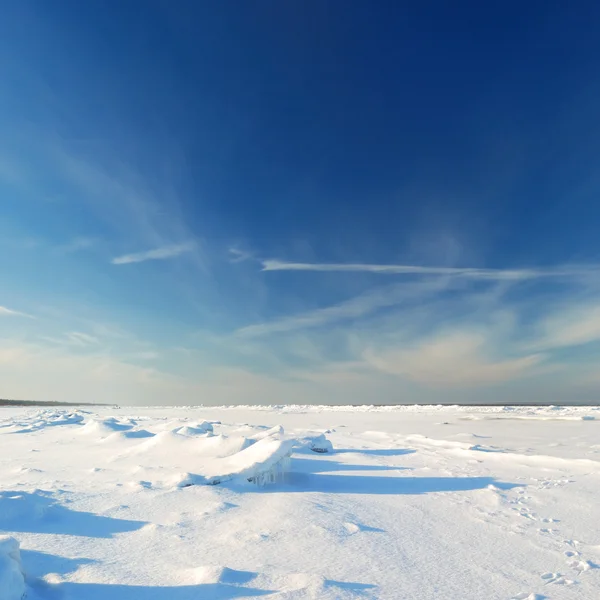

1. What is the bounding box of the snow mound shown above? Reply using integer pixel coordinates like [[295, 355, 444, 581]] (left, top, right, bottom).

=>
[[190, 565, 257, 585], [295, 433, 334, 453], [171, 421, 214, 436], [127, 431, 254, 459], [196, 434, 256, 458], [177, 436, 295, 486], [250, 424, 284, 441], [105, 429, 155, 441], [277, 572, 374, 599], [0, 491, 49, 522], [80, 417, 136, 438], [10, 410, 85, 433], [0, 536, 25, 600]]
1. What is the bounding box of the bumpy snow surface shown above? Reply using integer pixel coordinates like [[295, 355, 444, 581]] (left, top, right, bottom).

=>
[[1, 405, 599, 599]]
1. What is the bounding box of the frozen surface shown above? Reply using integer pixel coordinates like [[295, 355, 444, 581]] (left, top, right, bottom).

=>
[[1, 404, 599, 599], [0, 536, 26, 600]]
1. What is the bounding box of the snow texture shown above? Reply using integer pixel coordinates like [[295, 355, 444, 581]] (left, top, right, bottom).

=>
[[1, 404, 599, 599], [0, 536, 25, 600]]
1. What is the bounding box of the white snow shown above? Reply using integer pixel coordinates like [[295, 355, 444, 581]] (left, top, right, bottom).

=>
[[1, 404, 599, 599], [306, 433, 334, 453], [0, 536, 25, 600]]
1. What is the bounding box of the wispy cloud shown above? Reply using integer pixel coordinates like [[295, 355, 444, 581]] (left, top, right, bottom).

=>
[[261, 259, 599, 281], [41, 331, 100, 347], [57, 236, 97, 254], [42, 139, 209, 274], [228, 247, 254, 263], [112, 242, 196, 265], [363, 330, 545, 386], [0, 305, 34, 319], [67, 331, 100, 346], [237, 278, 448, 337], [534, 303, 600, 350]]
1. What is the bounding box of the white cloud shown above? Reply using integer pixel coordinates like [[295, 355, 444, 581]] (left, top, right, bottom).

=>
[[535, 304, 600, 349], [228, 247, 254, 263], [112, 242, 196, 265], [261, 259, 598, 281], [0, 305, 34, 319], [363, 330, 544, 387]]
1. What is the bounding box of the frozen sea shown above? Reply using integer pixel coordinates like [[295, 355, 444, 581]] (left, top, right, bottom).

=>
[[1, 404, 599, 600]]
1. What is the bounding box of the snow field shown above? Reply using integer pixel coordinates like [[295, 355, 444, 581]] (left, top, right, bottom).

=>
[[0, 404, 599, 599]]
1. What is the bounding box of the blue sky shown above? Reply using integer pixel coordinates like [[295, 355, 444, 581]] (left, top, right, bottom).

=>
[[2, 1, 600, 405]]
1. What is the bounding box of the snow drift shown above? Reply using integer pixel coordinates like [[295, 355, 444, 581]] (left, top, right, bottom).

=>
[[0, 536, 25, 600], [177, 436, 296, 486]]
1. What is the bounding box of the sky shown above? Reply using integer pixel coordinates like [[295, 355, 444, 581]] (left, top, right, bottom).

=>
[[1, 1, 600, 405]]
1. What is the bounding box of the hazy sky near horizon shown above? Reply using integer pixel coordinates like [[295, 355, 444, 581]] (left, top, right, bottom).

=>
[[2, 1, 600, 405]]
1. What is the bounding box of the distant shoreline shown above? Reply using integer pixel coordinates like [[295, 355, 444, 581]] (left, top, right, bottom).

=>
[[0, 400, 110, 407], [1, 399, 599, 408]]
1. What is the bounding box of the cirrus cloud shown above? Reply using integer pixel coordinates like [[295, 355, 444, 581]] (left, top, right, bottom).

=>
[[0, 305, 34, 319], [261, 259, 600, 281], [112, 242, 196, 265]]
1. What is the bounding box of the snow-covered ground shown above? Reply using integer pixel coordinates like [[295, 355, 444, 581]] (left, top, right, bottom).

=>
[[1, 405, 599, 600]]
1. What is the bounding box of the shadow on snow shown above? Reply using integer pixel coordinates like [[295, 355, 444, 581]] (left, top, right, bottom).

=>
[[333, 448, 416, 457], [0, 490, 146, 537], [231, 448, 520, 495], [21, 552, 376, 600], [276, 473, 519, 494], [27, 582, 274, 600]]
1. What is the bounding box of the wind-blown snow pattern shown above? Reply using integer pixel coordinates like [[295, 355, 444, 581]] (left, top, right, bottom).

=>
[[1, 404, 599, 599]]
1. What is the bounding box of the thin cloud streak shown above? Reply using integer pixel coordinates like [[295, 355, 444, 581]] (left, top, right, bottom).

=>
[[67, 331, 100, 346], [112, 242, 196, 265], [58, 236, 97, 254], [261, 259, 599, 281], [228, 247, 254, 263], [237, 278, 448, 337], [0, 305, 34, 319]]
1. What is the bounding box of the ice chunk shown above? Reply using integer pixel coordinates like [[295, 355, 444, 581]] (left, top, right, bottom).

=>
[[177, 436, 295, 487], [294, 433, 334, 453], [308, 433, 334, 453]]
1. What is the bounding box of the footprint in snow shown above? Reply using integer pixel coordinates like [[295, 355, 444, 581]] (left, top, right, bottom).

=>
[[567, 560, 594, 573], [511, 593, 545, 600], [130, 480, 152, 489], [513, 508, 536, 520], [342, 522, 384, 535], [540, 572, 575, 585]]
